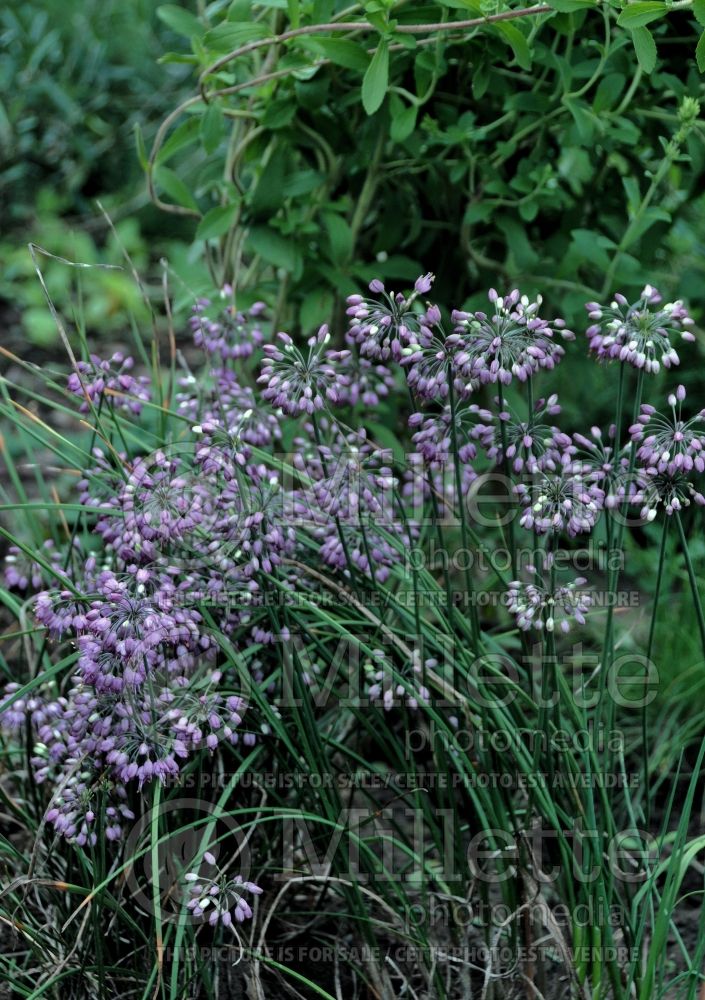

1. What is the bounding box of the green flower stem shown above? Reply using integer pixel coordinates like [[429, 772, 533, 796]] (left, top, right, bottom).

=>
[[600, 365, 644, 708], [642, 516, 669, 828], [447, 372, 481, 650], [496, 381, 518, 581]]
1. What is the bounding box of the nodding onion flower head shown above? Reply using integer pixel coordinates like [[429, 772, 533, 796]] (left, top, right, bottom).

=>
[[479, 393, 563, 474], [572, 425, 638, 510], [585, 286, 695, 372], [628, 385, 705, 519], [258, 326, 350, 415], [401, 304, 476, 402], [337, 334, 397, 407], [408, 402, 490, 466], [185, 856, 263, 926], [506, 553, 592, 634], [630, 384, 705, 476], [515, 452, 605, 536], [190, 288, 266, 360], [67, 353, 151, 414], [346, 273, 436, 361], [452, 289, 574, 385]]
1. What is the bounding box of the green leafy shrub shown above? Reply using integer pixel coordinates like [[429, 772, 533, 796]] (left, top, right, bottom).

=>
[[146, 0, 705, 346]]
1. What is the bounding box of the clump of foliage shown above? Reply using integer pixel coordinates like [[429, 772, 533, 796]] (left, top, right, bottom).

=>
[[1, 263, 705, 997]]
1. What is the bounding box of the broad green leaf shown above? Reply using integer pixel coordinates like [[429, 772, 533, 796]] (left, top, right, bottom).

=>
[[390, 102, 418, 142], [155, 165, 199, 211], [300, 287, 335, 332], [200, 104, 224, 154], [323, 212, 353, 264], [282, 169, 323, 197], [564, 96, 596, 142], [697, 29, 705, 70], [262, 98, 297, 129], [294, 36, 370, 72], [570, 228, 611, 269], [623, 206, 671, 246], [494, 22, 532, 71], [631, 25, 657, 72], [196, 203, 239, 241], [227, 0, 253, 18], [250, 147, 287, 216], [287, 0, 300, 26], [362, 40, 389, 115], [155, 116, 201, 166], [441, 0, 484, 11], [545, 0, 595, 11], [694, 0, 705, 26], [203, 22, 269, 51], [247, 226, 301, 271], [617, 2, 668, 28], [157, 4, 204, 38], [592, 72, 626, 113]]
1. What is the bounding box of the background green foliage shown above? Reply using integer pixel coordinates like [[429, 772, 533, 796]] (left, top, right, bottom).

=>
[[0, 0, 193, 343], [146, 0, 705, 337]]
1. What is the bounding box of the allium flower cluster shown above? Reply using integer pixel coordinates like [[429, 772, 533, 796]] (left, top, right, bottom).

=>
[[67, 352, 151, 414], [452, 289, 574, 385], [480, 394, 563, 474], [585, 286, 694, 372], [259, 327, 350, 415], [630, 385, 705, 518], [515, 451, 605, 536], [190, 287, 266, 359], [346, 273, 435, 361], [185, 853, 263, 926], [506, 554, 592, 633]]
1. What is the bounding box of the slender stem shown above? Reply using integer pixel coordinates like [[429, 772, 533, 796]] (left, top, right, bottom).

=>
[[642, 517, 669, 829], [600, 366, 644, 704], [676, 512, 705, 661], [447, 372, 481, 650], [496, 382, 517, 580]]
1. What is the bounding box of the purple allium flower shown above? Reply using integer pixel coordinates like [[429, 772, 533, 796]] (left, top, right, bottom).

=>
[[632, 468, 705, 519], [337, 335, 396, 407], [408, 403, 489, 466], [180, 370, 282, 459], [506, 553, 592, 634], [452, 289, 574, 385], [190, 290, 266, 360], [185, 864, 263, 925], [401, 305, 474, 402], [4, 540, 60, 591], [67, 353, 151, 414], [514, 455, 605, 536], [630, 385, 705, 476], [346, 274, 435, 361], [364, 648, 430, 711], [258, 327, 350, 415], [572, 425, 637, 510], [585, 286, 694, 372], [478, 394, 563, 474]]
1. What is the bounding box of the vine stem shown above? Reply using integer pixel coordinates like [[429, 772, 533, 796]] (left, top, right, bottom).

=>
[[198, 7, 553, 89], [675, 512, 705, 661]]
